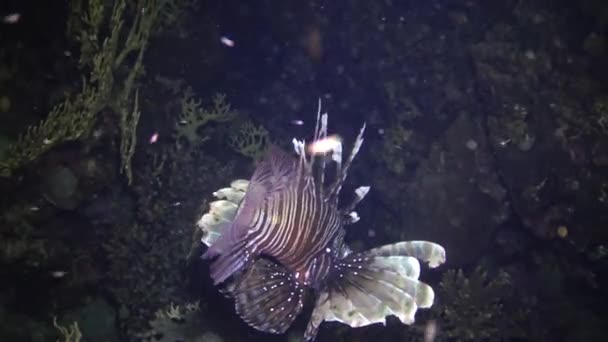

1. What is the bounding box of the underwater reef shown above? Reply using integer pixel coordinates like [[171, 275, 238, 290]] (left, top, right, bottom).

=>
[[0, 0, 607, 341]]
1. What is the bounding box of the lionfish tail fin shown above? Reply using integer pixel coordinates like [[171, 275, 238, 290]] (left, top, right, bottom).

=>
[[304, 241, 446, 341], [224, 259, 306, 335]]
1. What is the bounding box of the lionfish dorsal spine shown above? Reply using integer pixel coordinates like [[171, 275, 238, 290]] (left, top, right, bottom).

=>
[[292, 138, 310, 184], [317, 112, 329, 195], [326, 122, 366, 204], [341, 185, 370, 219]]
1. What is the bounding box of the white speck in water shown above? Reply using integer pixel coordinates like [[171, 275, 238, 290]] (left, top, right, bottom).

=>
[[465, 139, 478, 150], [149, 132, 159, 144], [524, 50, 536, 60], [220, 36, 235, 47]]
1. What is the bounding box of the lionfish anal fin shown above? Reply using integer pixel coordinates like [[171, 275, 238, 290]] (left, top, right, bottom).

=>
[[224, 258, 307, 334]]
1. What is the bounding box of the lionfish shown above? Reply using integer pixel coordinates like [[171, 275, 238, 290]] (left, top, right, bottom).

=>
[[196, 101, 446, 341]]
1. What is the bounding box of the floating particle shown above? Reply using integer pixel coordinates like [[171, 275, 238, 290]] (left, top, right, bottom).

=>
[[498, 138, 511, 147], [51, 271, 68, 278], [557, 225, 568, 239], [149, 132, 159, 144], [3, 13, 20, 24], [220, 36, 235, 47], [465, 139, 478, 150], [305, 27, 323, 61]]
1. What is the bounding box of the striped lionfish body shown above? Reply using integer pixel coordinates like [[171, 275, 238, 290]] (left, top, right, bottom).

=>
[[197, 101, 446, 341]]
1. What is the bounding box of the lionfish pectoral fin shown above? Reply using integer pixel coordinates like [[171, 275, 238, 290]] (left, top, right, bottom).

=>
[[303, 241, 446, 341], [204, 228, 250, 284], [225, 258, 306, 335]]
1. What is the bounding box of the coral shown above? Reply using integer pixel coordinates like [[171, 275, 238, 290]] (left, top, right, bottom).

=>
[[61, 298, 120, 342], [0, 80, 104, 177], [136, 302, 210, 342], [228, 120, 269, 160], [175, 91, 237, 148], [0, 0, 160, 178], [53, 317, 83, 342], [119, 89, 141, 184], [156, 0, 200, 38], [434, 266, 529, 341]]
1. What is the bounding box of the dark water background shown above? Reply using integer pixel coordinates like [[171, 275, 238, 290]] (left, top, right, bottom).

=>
[[0, 0, 607, 341]]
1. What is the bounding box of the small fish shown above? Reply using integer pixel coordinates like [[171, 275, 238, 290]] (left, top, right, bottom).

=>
[[291, 119, 304, 126], [197, 100, 446, 341]]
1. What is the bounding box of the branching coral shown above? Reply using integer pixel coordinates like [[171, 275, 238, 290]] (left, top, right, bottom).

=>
[[0, 80, 104, 177], [136, 302, 210, 342], [0, 0, 160, 179], [156, 0, 200, 38], [119, 89, 141, 184], [53, 317, 83, 342], [228, 121, 269, 160], [175, 91, 237, 148]]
